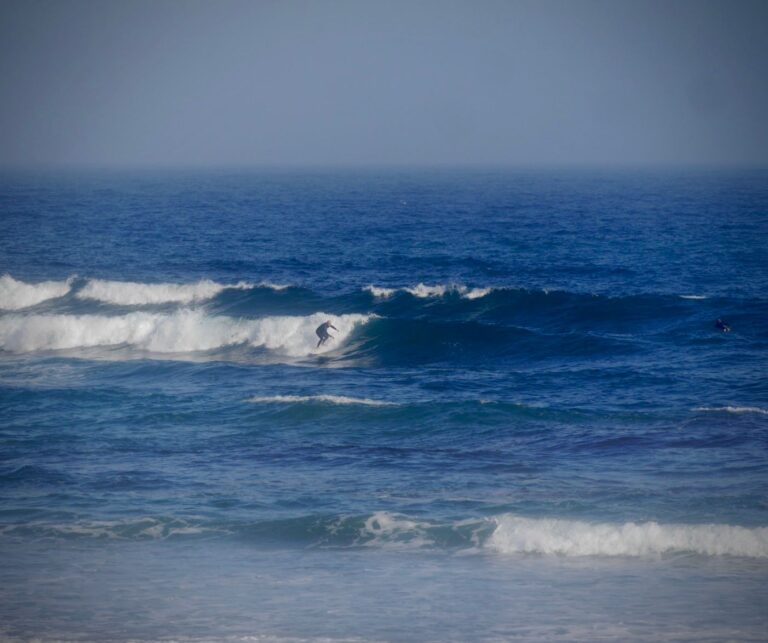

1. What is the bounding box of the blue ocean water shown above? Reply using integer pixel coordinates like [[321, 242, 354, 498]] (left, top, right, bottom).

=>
[[0, 169, 767, 642]]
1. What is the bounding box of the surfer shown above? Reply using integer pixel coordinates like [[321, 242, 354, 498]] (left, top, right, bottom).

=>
[[715, 318, 731, 333], [316, 320, 338, 348]]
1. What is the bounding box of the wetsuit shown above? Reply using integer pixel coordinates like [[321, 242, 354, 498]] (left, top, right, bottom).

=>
[[715, 319, 731, 332], [316, 321, 338, 347]]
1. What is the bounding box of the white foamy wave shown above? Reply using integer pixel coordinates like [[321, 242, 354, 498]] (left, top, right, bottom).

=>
[[76, 278, 256, 305], [364, 285, 397, 298], [0, 274, 74, 310], [692, 406, 768, 416], [0, 310, 371, 356], [257, 281, 292, 291], [679, 294, 708, 300], [365, 283, 493, 300], [487, 514, 768, 558], [358, 512, 435, 548], [247, 395, 396, 406]]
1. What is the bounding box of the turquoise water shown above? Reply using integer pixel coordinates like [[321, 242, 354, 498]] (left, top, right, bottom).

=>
[[1, 169, 767, 641]]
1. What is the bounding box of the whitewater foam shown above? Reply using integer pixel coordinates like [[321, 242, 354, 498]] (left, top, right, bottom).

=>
[[0, 310, 372, 356], [679, 294, 708, 300], [365, 283, 492, 300], [76, 278, 257, 305], [487, 514, 768, 558], [692, 406, 768, 416], [0, 274, 74, 310], [247, 395, 396, 406], [358, 511, 435, 548]]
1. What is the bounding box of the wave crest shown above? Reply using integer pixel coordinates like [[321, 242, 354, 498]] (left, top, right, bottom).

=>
[[246, 395, 395, 406], [0, 274, 73, 310], [692, 406, 768, 416], [0, 310, 372, 356], [76, 278, 257, 305], [365, 283, 492, 300]]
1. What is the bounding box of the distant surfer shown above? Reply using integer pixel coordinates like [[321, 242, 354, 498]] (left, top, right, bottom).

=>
[[316, 320, 338, 348], [715, 318, 731, 333]]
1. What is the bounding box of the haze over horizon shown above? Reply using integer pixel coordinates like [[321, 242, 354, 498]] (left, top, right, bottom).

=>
[[1, 0, 767, 169]]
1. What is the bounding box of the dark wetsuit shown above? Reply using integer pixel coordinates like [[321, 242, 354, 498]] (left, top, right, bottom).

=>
[[715, 318, 731, 333], [316, 321, 338, 348]]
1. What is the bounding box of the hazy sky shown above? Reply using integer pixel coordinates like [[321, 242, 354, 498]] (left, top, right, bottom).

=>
[[1, 0, 766, 168]]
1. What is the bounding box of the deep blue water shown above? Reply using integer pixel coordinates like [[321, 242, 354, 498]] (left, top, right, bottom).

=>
[[0, 169, 767, 642]]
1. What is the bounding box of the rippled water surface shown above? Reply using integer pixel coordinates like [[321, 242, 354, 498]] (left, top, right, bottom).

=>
[[1, 169, 767, 641]]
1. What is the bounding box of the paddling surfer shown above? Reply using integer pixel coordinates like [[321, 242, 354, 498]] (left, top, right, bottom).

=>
[[715, 318, 731, 333]]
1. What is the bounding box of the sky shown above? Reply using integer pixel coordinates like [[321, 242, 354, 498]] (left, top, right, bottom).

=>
[[0, 0, 767, 168]]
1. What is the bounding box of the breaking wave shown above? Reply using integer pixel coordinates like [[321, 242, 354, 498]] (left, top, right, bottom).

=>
[[487, 514, 768, 558], [76, 278, 257, 305], [0, 274, 74, 310], [5, 511, 766, 558], [0, 310, 371, 356], [365, 283, 492, 300], [246, 395, 396, 406]]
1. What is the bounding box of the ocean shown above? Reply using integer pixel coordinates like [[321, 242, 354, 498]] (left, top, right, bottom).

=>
[[0, 168, 766, 642]]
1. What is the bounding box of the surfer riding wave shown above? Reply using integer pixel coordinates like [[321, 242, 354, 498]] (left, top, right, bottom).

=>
[[316, 320, 338, 348]]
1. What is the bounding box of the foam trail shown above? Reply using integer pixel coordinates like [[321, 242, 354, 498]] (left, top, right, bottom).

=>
[[365, 283, 493, 300], [0, 310, 371, 356], [0, 275, 74, 310], [76, 278, 256, 305], [679, 294, 708, 300], [487, 514, 768, 558], [247, 395, 396, 406], [692, 406, 768, 416], [0, 517, 223, 540]]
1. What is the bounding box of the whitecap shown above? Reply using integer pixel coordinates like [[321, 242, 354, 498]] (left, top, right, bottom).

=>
[[76, 278, 255, 305], [0, 274, 74, 310], [365, 283, 494, 300], [246, 394, 395, 406], [486, 514, 768, 558]]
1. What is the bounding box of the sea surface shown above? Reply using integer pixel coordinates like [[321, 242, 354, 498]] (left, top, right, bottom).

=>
[[0, 168, 767, 642]]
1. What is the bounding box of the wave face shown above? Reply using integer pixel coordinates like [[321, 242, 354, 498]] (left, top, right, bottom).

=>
[[0, 274, 73, 310], [0, 310, 370, 356], [76, 278, 256, 305], [487, 515, 768, 558]]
